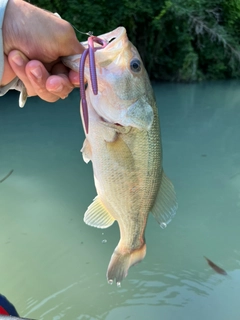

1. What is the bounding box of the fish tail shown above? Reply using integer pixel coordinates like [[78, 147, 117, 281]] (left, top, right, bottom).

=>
[[107, 243, 146, 285]]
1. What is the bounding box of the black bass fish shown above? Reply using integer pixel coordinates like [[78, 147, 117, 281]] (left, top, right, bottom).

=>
[[63, 27, 178, 285]]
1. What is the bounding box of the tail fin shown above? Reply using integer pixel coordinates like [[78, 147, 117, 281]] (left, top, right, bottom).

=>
[[107, 243, 146, 285]]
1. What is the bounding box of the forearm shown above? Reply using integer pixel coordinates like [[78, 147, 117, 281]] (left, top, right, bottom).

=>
[[0, 0, 9, 83]]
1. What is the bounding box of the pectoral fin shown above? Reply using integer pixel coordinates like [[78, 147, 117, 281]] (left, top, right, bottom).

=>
[[81, 138, 92, 163], [84, 196, 115, 228], [151, 171, 178, 227]]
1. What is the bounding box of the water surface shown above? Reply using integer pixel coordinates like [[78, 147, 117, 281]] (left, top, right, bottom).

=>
[[0, 81, 240, 319]]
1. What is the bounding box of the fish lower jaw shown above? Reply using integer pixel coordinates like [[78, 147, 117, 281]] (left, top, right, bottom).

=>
[[106, 243, 146, 285]]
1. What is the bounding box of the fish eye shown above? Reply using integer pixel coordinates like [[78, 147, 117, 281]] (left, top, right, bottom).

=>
[[130, 59, 141, 72]]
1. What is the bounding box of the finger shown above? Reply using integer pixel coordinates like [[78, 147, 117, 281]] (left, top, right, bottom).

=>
[[69, 70, 80, 86], [25, 60, 62, 102], [45, 62, 74, 99], [8, 51, 74, 102], [46, 74, 74, 99], [8, 50, 36, 96], [27, 61, 74, 100]]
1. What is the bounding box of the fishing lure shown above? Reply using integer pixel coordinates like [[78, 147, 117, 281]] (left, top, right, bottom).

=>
[[79, 35, 108, 133]]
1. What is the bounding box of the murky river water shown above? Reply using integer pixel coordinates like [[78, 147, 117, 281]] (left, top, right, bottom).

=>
[[0, 81, 240, 320]]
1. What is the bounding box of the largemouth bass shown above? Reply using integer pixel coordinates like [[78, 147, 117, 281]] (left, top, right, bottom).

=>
[[63, 27, 177, 284]]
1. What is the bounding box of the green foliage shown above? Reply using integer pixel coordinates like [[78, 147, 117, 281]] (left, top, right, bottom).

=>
[[30, 0, 240, 81]]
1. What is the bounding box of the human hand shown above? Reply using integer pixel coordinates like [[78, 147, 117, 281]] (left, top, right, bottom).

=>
[[7, 50, 80, 102], [1, 0, 82, 101]]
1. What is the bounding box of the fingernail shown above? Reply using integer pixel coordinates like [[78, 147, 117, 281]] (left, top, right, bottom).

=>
[[53, 84, 63, 92], [11, 54, 24, 67], [72, 74, 79, 83], [30, 67, 42, 79], [48, 78, 63, 92]]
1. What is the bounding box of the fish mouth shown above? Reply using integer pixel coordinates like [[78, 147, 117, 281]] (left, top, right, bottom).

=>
[[83, 27, 128, 67], [82, 27, 127, 50], [61, 27, 127, 72]]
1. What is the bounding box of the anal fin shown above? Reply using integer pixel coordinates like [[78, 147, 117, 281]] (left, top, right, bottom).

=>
[[84, 196, 115, 228], [151, 171, 178, 227]]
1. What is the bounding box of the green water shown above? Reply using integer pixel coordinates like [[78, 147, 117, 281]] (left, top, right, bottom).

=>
[[0, 81, 240, 320]]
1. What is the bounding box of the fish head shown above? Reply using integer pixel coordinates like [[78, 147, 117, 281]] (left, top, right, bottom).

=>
[[88, 27, 154, 130], [64, 27, 154, 131]]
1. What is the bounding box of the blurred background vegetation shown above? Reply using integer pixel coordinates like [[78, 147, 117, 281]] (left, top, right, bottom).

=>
[[31, 0, 240, 82]]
